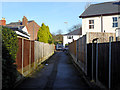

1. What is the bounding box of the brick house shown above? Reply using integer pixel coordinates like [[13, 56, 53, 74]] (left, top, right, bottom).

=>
[[0, 17, 30, 39], [6, 16, 40, 40]]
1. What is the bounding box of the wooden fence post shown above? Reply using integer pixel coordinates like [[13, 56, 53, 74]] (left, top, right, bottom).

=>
[[76, 40, 78, 62], [34, 41, 36, 69], [22, 38, 24, 75], [96, 39, 98, 83], [29, 40, 31, 73], [92, 38, 99, 82], [86, 41, 87, 75], [109, 36, 113, 89], [92, 42, 94, 81]]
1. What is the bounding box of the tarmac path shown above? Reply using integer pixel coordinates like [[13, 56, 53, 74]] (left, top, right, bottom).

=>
[[16, 51, 90, 90]]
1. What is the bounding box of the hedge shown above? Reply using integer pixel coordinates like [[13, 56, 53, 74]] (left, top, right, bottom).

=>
[[2, 27, 18, 88]]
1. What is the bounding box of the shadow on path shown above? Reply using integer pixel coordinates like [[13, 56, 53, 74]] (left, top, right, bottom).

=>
[[15, 51, 91, 89]]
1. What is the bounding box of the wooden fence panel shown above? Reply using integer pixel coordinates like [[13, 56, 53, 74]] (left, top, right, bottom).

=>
[[87, 43, 92, 80], [23, 40, 30, 67], [111, 42, 120, 88], [98, 43, 109, 88], [16, 38, 22, 69], [31, 41, 34, 64], [93, 43, 96, 81]]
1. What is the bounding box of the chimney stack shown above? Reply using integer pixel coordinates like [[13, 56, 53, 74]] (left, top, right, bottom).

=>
[[0, 17, 6, 26], [22, 16, 28, 26]]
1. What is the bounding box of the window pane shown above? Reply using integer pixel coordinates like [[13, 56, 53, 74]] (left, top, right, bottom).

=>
[[113, 17, 117, 22], [89, 25, 94, 29], [115, 23, 118, 27], [67, 36, 72, 39], [89, 20, 94, 24], [92, 20, 94, 24], [113, 23, 118, 27]]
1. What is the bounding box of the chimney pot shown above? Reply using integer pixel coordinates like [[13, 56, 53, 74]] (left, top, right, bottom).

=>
[[2, 17, 5, 20]]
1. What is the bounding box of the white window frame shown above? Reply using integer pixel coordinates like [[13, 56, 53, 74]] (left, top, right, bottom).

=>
[[112, 17, 118, 28], [89, 20, 94, 29]]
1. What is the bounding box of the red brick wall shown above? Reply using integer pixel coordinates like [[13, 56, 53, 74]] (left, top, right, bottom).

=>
[[0, 20, 6, 26], [22, 16, 28, 26], [27, 21, 40, 40]]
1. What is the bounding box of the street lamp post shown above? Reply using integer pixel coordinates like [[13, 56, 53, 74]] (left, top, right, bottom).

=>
[[64, 22, 68, 47]]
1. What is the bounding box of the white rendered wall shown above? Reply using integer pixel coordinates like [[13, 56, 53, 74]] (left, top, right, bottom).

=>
[[103, 15, 119, 33], [63, 35, 81, 47], [82, 16, 101, 35], [82, 15, 119, 35], [22, 26, 29, 34]]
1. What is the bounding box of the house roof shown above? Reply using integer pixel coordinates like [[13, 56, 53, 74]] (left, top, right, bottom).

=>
[[7, 19, 40, 40], [7, 26, 30, 36], [6, 20, 34, 26], [7, 22, 22, 26], [64, 28, 82, 35], [80, 1, 120, 18]]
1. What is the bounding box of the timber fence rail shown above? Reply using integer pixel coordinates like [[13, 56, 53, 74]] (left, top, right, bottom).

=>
[[16, 38, 55, 78], [69, 36, 120, 89]]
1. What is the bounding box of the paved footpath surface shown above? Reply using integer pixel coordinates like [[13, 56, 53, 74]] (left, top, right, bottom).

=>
[[15, 51, 93, 90]]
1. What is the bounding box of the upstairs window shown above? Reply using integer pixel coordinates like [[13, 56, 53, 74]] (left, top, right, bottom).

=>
[[89, 20, 94, 29], [67, 36, 73, 39], [113, 17, 118, 27]]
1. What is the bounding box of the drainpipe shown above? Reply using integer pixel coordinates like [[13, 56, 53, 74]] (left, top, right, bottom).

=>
[[101, 15, 103, 32]]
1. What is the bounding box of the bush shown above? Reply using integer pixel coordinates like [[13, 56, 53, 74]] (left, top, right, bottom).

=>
[[2, 27, 18, 60], [2, 27, 18, 88]]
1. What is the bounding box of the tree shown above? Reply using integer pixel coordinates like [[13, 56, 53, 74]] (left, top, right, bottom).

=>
[[37, 23, 53, 44], [68, 24, 82, 33]]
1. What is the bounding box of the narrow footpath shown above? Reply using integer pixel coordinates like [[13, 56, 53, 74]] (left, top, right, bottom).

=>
[[16, 51, 91, 89]]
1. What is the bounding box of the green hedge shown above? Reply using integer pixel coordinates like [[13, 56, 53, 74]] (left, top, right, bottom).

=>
[[2, 27, 18, 88]]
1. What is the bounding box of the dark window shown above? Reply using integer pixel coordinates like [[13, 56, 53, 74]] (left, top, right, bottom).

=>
[[67, 36, 73, 39], [113, 23, 118, 27], [113, 17, 117, 22], [113, 17, 118, 27], [89, 20, 94, 24], [89, 20, 94, 29]]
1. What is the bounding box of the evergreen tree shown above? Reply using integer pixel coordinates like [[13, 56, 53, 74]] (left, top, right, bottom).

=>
[[37, 23, 53, 44]]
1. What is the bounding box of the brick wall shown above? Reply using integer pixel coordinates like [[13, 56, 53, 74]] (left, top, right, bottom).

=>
[[22, 16, 40, 40], [27, 21, 40, 40], [0, 19, 6, 26]]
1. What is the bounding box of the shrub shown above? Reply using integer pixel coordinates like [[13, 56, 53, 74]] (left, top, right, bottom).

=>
[[37, 23, 53, 44], [2, 27, 18, 88]]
